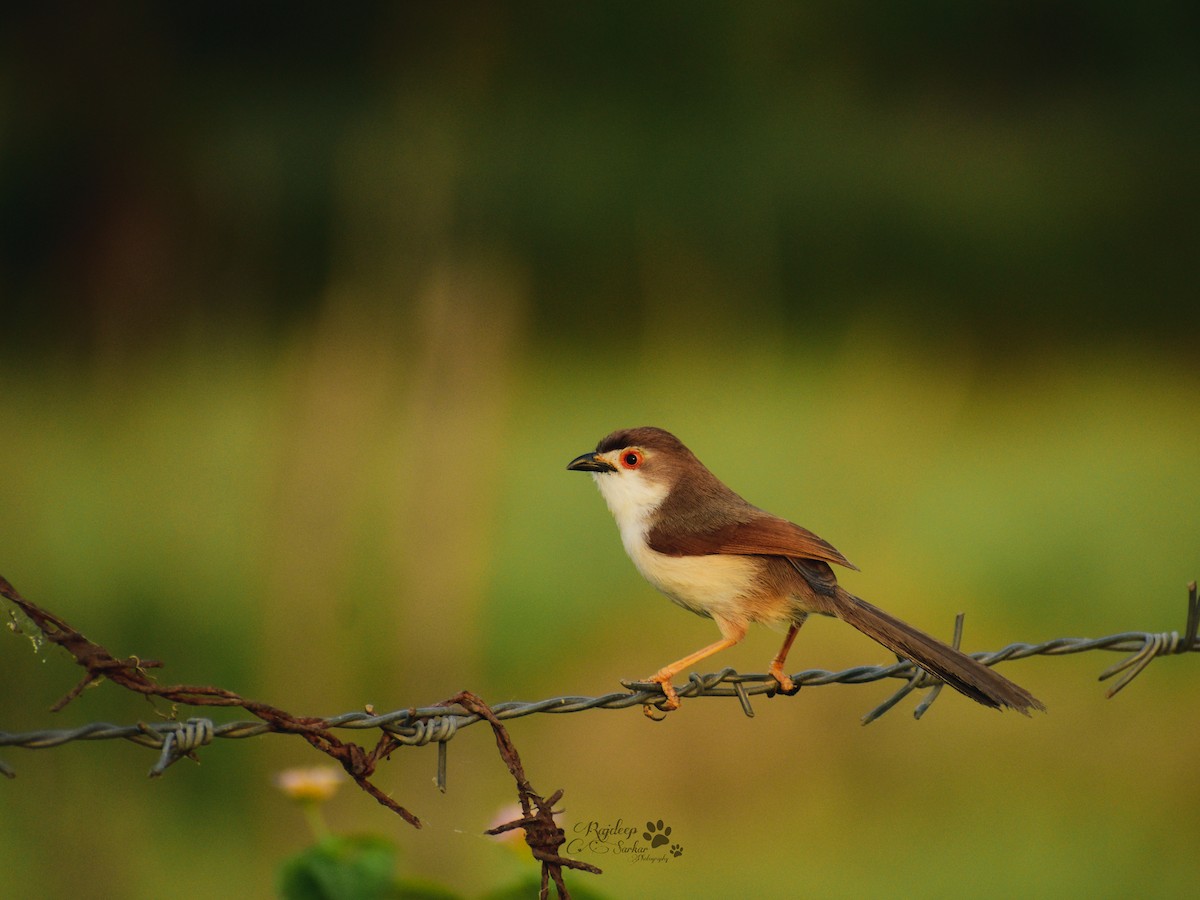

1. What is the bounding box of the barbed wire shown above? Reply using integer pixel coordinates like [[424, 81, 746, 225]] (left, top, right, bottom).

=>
[[3, 574, 1198, 900], [4, 581, 1197, 774]]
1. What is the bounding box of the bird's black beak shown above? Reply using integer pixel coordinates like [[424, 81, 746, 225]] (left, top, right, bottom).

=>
[[566, 451, 616, 473]]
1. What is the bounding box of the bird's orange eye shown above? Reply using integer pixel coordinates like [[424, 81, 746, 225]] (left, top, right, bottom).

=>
[[620, 449, 643, 469]]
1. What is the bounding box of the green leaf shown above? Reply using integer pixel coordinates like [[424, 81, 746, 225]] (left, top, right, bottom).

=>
[[276, 835, 399, 900]]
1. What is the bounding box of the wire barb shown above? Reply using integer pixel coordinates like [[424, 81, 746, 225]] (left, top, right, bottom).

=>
[[436, 740, 448, 793], [384, 714, 460, 746], [731, 678, 755, 718], [148, 717, 214, 777], [1182, 581, 1199, 652], [1098, 631, 1180, 697], [863, 611, 965, 724]]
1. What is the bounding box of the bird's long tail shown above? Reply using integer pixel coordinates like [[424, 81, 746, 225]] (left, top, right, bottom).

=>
[[831, 588, 1045, 714]]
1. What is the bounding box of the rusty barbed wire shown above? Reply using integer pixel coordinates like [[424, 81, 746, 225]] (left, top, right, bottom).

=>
[[4, 581, 1198, 771]]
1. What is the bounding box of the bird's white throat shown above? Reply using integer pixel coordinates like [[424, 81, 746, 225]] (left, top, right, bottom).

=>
[[590, 469, 669, 547]]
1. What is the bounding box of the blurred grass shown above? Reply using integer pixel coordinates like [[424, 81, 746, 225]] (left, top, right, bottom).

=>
[[2, 322, 1198, 899]]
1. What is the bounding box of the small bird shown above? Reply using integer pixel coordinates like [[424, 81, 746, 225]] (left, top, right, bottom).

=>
[[567, 426, 1043, 714]]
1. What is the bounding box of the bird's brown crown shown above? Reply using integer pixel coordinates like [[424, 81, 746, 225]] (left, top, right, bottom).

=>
[[595, 426, 689, 456]]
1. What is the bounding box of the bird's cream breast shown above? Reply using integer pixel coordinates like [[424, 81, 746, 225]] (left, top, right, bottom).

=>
[[626, 541, 765, 621]]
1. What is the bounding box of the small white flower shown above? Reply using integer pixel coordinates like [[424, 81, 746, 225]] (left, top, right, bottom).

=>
[[274, 766, 342, 803]]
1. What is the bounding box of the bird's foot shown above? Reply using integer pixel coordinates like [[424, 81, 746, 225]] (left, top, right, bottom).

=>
[[619, 671, 681, 718], [768, 665, 800, 696], [646, 672, 681, 711]]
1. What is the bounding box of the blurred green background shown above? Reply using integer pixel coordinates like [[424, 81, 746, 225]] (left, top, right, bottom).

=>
[[2, 4, 1198, 898]]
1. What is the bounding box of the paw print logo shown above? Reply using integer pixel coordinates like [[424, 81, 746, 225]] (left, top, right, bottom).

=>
[[670, 844, 683, 857], [643, 819, 672, 848]]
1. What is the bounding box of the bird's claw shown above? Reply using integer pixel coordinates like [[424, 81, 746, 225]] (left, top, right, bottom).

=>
[[770, 669, 800, 696], [622, 674, 681, 716]]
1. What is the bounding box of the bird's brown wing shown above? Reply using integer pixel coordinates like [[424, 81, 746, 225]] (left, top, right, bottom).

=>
[[647, 515, 859, 571]]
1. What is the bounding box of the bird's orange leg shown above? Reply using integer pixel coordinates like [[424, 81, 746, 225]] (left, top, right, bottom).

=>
[[768, 617, 807, 695], [646, 622, 747, 710]]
